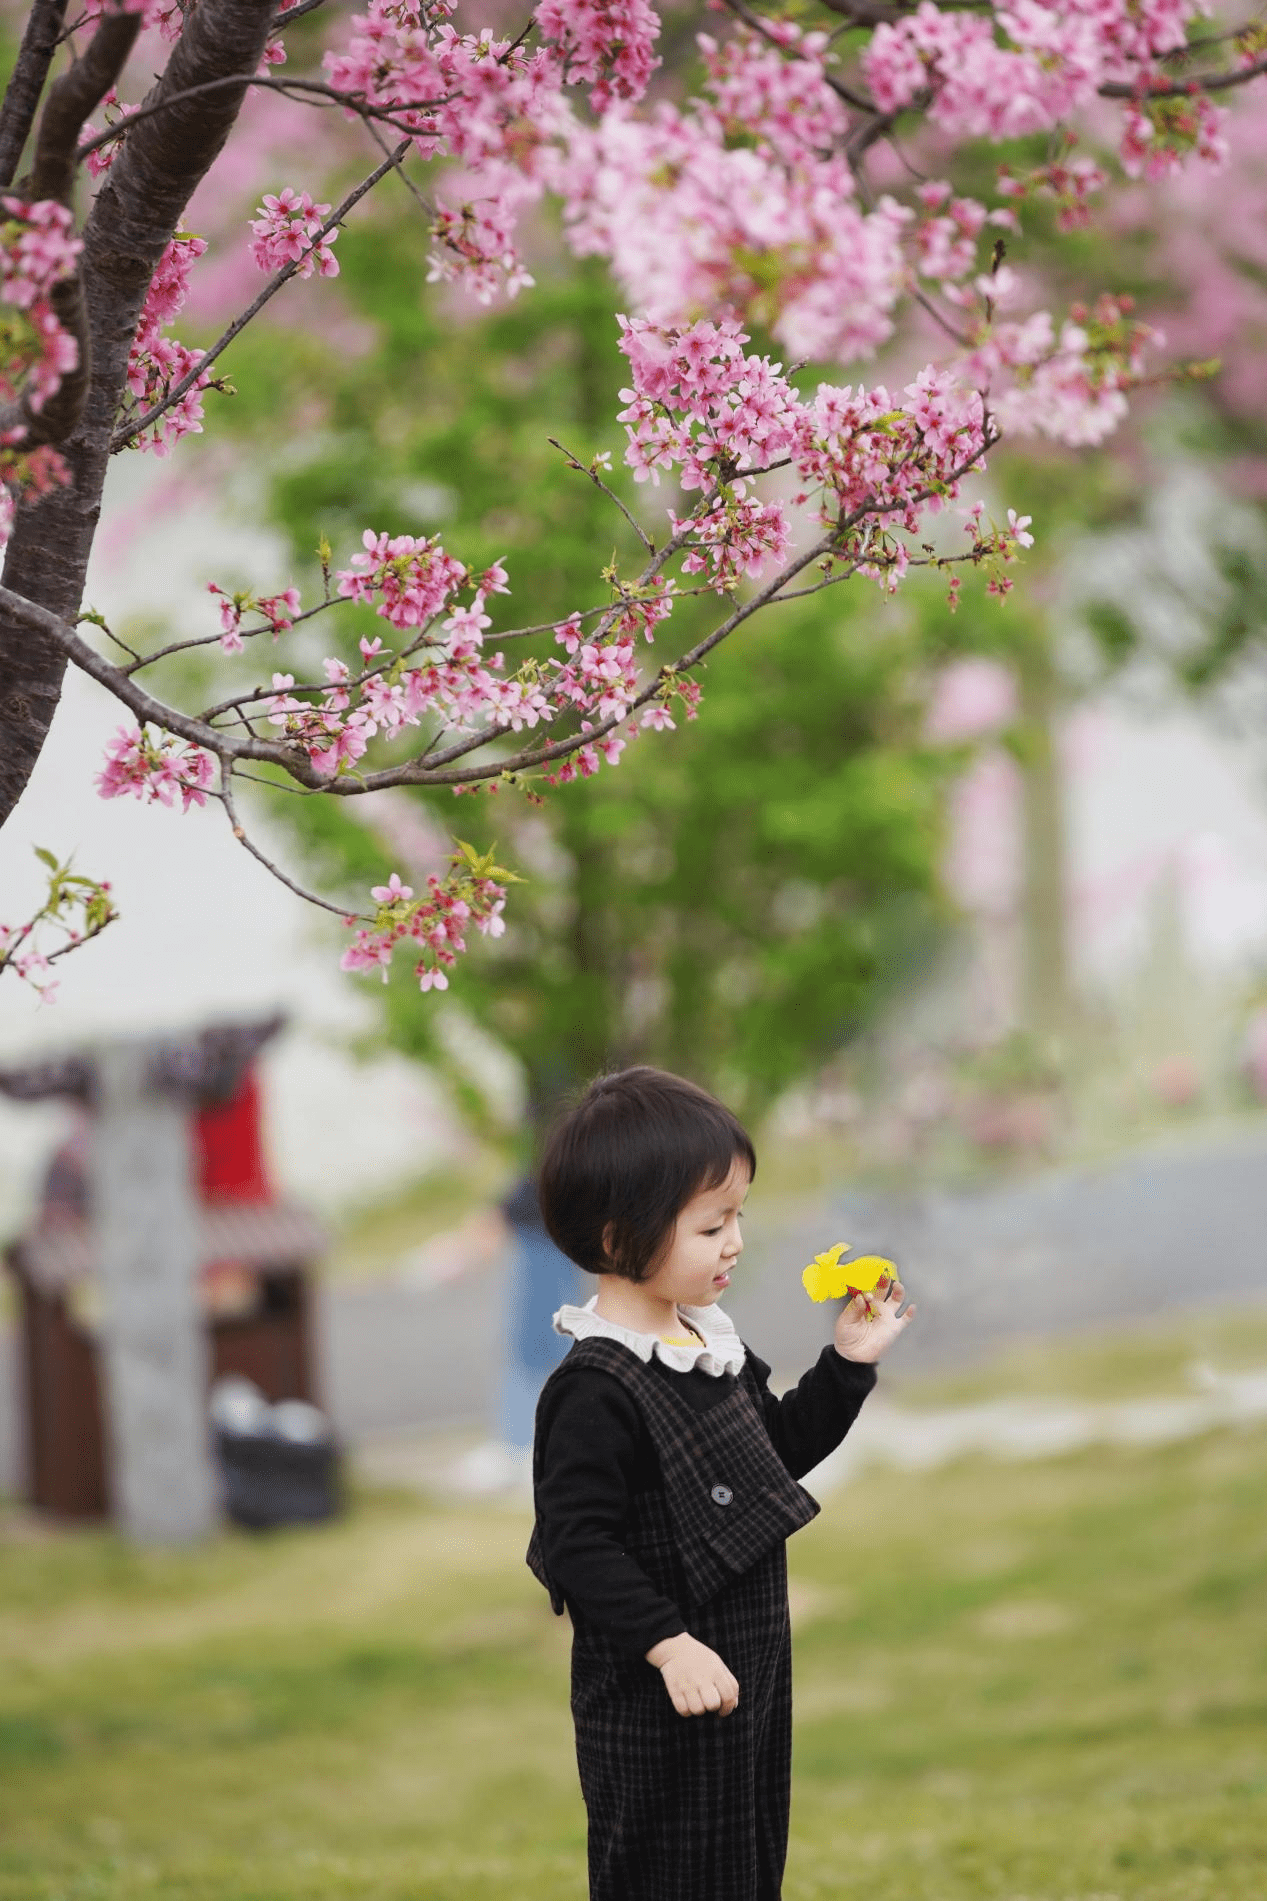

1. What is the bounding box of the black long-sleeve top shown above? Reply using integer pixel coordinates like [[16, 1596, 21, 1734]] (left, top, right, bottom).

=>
[[534, 1343, 877, 1657]]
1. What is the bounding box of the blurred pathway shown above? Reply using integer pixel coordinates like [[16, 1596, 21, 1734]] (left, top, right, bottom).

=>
[[318, 1121, 1267, 1442], [804, 1362, 1267, 1496], [4, 1122, 1267, 1494], [351, 1361, 1267, 1502]]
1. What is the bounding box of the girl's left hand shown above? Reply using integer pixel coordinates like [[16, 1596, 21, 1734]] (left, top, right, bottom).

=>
[[833, 1273, 914, 1364]]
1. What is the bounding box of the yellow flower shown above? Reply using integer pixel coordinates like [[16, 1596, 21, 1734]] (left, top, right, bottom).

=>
[[802, 1242, 896, 1303]]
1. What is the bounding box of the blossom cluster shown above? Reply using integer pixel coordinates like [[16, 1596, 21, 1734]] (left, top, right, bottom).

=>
[[336, 529, 472, 628], [339, 846, 509, 991], [0, 196, 81, 410], [249, 189, 340, 279], [209, 584, 302, 654], [263, 536, 654, 777], [560, 33, 908, 367], [942, 500, 1035, 609], [862, 0, 1212, 163], [616, 315, 802, 491], [124, 232, 210, 455], [913, 180, 1016, 283], [427, 192, 535, 304], [981, 293, 1157, 447], [997, 152, 1108, 233], [80, 89, 140, 179], [204, 313, 1007, 846], [535, 0, 660, 108], [0, 923, 61, 1002], [95, 723, 217, 810], [0, 196, 82, 548], [323, 5, 575, 298], [615, 317, 993, 595], [1119, 91, 1229, 182], [553, 17, 1243, 447]]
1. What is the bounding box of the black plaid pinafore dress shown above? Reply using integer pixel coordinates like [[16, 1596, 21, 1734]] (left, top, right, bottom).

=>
[[527, 1336, 820, 1901]]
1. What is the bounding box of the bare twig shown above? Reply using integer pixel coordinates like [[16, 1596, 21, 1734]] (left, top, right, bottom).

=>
[[550, 438, 654, 552], [219, 769, 367, 917], [90, 617, 143, 664], [358, 113, 435, 220], [488, 603, 614, 641], [40, 908, 117, 965], [123, 593, 338, 676], [908, 281, 974, 348]]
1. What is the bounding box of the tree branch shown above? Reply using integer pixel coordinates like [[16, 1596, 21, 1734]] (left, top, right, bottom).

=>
[[1099, 50, 1267, 98], [273, 0, 330, 24], [0, 411, 999, 809], [75, 74, 453, 165], [123, 592, 337, 675], [110, 141, 409, 451], [0, 0, 68, 189], [0, 580, 303, 769]]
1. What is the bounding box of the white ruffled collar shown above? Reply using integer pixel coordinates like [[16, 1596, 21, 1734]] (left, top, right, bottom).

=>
[[553, 1294, 745, 1378]]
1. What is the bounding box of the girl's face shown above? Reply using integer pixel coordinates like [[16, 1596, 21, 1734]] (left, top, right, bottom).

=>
[[641, 1155, 750, 1309]]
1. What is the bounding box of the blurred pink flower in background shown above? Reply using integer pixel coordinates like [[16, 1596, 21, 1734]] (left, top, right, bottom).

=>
[[943, 750, 1023, 914], [925, 657, 1017, 744], [1152, 1055, 1200, 1108]]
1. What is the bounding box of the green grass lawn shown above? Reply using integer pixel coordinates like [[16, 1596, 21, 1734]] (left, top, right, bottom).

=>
[[3, 1395, 1265, 1899]]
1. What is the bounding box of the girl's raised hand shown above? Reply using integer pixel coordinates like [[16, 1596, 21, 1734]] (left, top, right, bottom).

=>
[[645, 1633, 740, 1718], [833, 1273, 915, 1364]]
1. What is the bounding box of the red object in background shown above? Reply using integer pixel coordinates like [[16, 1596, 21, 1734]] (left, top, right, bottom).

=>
[[195, 1069, 273, 1203]]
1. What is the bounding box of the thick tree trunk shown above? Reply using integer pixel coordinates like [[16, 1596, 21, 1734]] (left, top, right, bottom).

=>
[[0, 0, 69, 188], [0, 0, 277, 828]]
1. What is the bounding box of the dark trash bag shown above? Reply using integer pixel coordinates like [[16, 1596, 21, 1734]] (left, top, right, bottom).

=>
[[210, 1382, 340, 1530], [215, 1426, 340, 1529]]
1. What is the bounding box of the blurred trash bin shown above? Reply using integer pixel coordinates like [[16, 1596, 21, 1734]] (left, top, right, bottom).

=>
[[211, 1376, 340, 1529]]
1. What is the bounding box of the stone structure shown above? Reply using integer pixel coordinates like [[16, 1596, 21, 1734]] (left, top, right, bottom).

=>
[[0, 1015, 322, 1544]]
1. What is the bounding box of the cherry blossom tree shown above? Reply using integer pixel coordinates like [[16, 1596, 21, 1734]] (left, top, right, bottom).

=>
[[1, 0, 1264, 997]]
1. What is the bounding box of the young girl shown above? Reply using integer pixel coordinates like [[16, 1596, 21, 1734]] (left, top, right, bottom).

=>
[[527, 1066, 914, 1901]]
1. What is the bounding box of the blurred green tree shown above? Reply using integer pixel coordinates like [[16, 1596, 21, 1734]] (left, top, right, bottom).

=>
[[239, 215, 955, 1142]]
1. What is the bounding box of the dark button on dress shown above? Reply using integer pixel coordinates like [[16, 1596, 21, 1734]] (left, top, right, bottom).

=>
[[528, 1335, 824, 1901]]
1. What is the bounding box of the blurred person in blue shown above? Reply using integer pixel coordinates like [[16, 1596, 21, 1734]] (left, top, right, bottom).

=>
[[455, 1172, 583, 1492]]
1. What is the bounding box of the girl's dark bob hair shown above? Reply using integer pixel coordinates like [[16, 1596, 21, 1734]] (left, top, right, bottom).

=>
[[539, 1066, 756, 1283]]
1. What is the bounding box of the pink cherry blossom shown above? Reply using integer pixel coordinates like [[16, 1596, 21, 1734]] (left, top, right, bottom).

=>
[[95, 724, 217, 812], [249, 189, 340, 279], [371, 872, 414, 901], [124, 233, 211, 455], [337, 529, 468, 628]]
